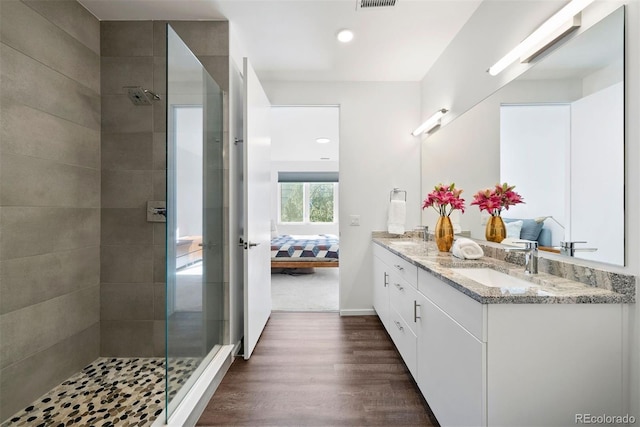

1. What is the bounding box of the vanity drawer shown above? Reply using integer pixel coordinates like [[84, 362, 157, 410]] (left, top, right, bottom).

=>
[[388, 306, 417, 379], [373, 244, 418, 288], [418, 268, 485, 341], [389, 273, 420, 335]]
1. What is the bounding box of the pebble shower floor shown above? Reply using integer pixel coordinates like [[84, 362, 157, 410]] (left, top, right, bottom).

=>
[[2, 357, 198, 427]]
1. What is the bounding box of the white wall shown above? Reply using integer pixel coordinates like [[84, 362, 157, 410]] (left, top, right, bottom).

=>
[[420, 0, 639, 418], [262, 81, 422, 314]]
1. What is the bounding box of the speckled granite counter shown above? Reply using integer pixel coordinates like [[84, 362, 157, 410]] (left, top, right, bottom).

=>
[[373, 234, 635, 304]]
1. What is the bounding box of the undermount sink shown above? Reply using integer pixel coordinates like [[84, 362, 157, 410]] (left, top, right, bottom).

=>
[[450, 268, 534, 290]]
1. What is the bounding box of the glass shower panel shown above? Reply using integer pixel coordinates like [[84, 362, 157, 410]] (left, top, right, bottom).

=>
[[166, 25, 225, 420]]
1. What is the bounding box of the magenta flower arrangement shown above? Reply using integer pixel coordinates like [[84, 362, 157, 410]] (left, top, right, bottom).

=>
[[422, 183, 466, 217], [471, 183, 524, 216]]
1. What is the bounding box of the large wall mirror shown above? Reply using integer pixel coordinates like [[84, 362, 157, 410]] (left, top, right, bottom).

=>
[[421, 6, 625, 266]]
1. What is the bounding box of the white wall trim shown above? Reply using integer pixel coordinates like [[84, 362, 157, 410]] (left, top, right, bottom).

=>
[[151, 344, 235, 427], [340, 309, 376, 316]]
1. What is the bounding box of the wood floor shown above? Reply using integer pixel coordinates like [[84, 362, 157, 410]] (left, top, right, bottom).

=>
[[197, 312, 439, 426]]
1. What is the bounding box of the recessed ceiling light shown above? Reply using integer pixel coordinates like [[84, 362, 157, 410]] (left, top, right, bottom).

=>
[[316, 137, 331, 144], [336, 29, 354, 43]]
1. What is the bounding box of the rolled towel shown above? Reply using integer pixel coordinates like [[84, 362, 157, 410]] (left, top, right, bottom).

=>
[[387, 199, 406, 235], [452, 238, 484, 259]]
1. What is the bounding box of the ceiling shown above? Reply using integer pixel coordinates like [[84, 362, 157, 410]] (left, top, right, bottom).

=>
[[79, 0, 483, 82]]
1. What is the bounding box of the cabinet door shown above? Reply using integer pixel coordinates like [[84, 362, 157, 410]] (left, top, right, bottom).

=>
[[388, 306, 417, 379], [417, 292, 485, 427], [372, 255, 389, 330]]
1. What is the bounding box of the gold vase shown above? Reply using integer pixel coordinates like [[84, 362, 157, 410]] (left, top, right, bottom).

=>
[[485, 215, 506, 243], [435, 216, 454, 252]]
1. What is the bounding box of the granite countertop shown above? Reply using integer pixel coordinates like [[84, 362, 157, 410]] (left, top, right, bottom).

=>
[[373, 235, 635, 304]]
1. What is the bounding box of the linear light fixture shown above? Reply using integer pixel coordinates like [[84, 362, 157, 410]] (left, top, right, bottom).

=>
[[487, 0, 594, 76], [412, 108, 448, 136]]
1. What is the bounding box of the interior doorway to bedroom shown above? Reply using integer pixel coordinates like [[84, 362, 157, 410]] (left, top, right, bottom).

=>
[[270, 105, 340, 312]]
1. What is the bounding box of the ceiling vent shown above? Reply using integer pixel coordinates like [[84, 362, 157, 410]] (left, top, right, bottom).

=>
[[357, 0, 397, 9]]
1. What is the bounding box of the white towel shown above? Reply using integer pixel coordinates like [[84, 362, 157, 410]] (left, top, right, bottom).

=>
[[452, 238, 484, 259], [387, 200, 406, 235]]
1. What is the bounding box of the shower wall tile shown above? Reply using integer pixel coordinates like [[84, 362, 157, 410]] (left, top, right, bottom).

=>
[[153, 320, 165, 357], [0, 101, 100, 169], [153, 283, 165, 320], [101, 245, 153, 284], [0, 44, 101, 131], [101, 208, 153, 246], [0, 323, 99, 421], [153, 56, 166, 95], [101, 170, 153, 208], [0, 2, 101, 418], [0, 246, 100, 315], [101, 321, 155, 357], [152, 132, 167, 170], [101, 95, 153, 133], [0, 153, 100, 208], [152, 96, 166, 133], [153, 223, 166, 245], [199, 56, 229, 92], [102, 132, 153, 170], [101, 57, 154, 96], [101, 283, 154, 321], [153, 21, 167, 57], [101, 21, 153, 57], [0, 207, 100, 261], [152, 170, 166, 201], [169, 21, 229, 57], [22, 0, 100, 54], [0, 0, 100, 93], [0, 286, 99, 370], [152, 244, 166, 284]]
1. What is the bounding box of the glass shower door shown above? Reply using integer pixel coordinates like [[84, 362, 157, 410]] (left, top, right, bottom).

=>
[[165, 25, 225, 420]]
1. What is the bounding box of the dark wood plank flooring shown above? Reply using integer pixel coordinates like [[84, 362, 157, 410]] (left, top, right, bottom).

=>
[[197, 312, 439, 426]]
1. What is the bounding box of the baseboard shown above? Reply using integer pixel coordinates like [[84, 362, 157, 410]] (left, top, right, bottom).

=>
[[151, 344, 235, 427], [340, 309, 376, 316]]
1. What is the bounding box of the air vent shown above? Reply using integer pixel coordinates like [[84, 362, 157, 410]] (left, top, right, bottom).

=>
[[358, 0, 396, 9]]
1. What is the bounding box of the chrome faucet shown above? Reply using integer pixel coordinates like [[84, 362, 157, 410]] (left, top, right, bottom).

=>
[[504, 240, 538, 274], [560, 241, 598, 257]]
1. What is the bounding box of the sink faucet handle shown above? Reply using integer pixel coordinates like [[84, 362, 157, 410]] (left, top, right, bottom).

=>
[[513, 240, 538, 249]]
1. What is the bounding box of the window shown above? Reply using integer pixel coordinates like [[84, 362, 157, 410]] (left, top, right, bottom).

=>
[[279, 182, 337, 224]]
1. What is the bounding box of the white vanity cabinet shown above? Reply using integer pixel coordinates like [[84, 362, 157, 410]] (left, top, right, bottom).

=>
[[416, 270, 486, 427], [372, 244, 419, 378], [372, 242, 626, 427]]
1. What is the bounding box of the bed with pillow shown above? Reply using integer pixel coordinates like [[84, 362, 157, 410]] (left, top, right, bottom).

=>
[[503, 218, 554, 251], [270, 234, 339, 268]]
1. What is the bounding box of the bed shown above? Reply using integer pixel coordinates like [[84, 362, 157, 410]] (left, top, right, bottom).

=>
[[270, 234, 339, 269]]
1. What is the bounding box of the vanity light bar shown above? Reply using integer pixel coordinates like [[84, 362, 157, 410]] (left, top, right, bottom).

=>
[[412, 108, 448, 136], [488, 0, 594, 76]]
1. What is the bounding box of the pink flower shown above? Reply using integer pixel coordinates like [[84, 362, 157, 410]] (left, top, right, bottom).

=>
[[422, 183, 466, 216], [471, 182, 524, 215]]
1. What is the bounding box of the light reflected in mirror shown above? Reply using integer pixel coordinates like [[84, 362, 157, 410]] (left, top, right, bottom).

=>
[[421, 6, 624, 266]]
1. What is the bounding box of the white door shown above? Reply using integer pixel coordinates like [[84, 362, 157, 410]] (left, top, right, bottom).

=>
[[243, 58, 272, 359]]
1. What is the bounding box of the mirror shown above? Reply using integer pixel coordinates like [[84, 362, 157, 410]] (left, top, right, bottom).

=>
[[421, 6, 624, 266]]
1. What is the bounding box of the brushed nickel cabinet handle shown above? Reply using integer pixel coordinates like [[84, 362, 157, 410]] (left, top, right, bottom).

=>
[[414, 300, 421, 322]]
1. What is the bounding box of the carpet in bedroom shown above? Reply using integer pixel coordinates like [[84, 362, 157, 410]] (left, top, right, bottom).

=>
[[271, 267, 339, 311]]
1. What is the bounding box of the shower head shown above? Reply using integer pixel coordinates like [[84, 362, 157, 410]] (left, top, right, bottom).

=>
[[124, 86, 161, 105]]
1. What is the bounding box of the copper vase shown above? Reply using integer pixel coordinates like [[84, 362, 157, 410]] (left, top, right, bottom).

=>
[[485, 215, 506, 243], [435, 216, 454, 252]]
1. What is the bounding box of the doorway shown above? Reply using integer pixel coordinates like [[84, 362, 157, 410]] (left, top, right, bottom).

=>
[[269, 105, 340, 312]]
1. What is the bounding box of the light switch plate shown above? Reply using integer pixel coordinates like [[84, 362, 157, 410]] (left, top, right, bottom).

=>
[[350, 215, 360, 226]]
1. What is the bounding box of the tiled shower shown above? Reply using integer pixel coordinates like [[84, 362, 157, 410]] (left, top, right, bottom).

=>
[[0, 1, 230, 424]]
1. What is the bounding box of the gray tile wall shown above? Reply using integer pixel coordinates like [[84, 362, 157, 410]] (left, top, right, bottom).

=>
[[0, 0, 101, 421], [99, 20, 230, 356], [100, 20, 164, 357]]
